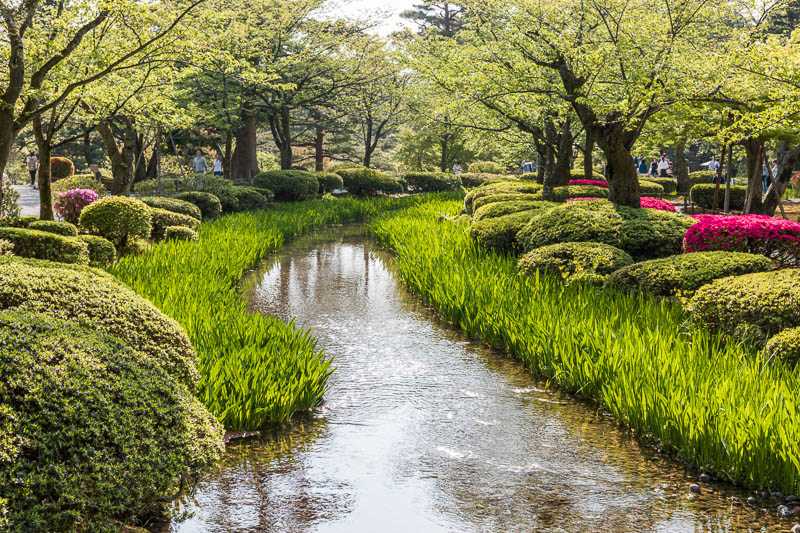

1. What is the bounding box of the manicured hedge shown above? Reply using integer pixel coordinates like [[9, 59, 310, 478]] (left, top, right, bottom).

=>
[[0, 227, 88, 264], [193, 176, 239, 213], [518, 242, 633, 284], [78, 235, 116, 266], [149, 207, 200, 241], [0, 216, 37, 228], [570, 169, 606, 180], [0, 256, 200, 388], [689, 170, 717, 186], [315, 171, 344, 193], [644, 177, 677, 195], [517, 200, 695, 260], [140, 196, 202, 220], [0, 310, 223, 531], [165, 226, 199, 242], [51, 174, 105, 195], [765, 327, 800, 366], [175, 191, 222, 220], [469, 210, 539, 253], [551, 185, 610, 203], [336, 167, 403, 196], [606, 251, 773, 297], [254, 170, 319, 201], [691, 269, 800, 339], [638, 180, 665, 195], [0, 239, 12, 256], [27, 220, 78, 237], [50, 157, 74, 180], [690, 183, 747, 210], [232, 187, 270, 212], [472, 193, 540, 213], [463, 181, 540, 213], [404, 172, 462, 192], [79, 197, 152, 249], [250, 187, 275, 201], [473, 200, 553, 221], [459, 173, 508, 188], [468, 160, 504, 174]]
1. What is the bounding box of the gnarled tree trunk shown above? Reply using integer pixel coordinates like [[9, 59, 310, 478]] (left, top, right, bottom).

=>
[[33, 117, 54, 220], [232, 112, 259, 182], [674, 140, 690, 195], [97, 116, 137, 196], [583, 128, 594, 180], [742, 138, 764, 215]]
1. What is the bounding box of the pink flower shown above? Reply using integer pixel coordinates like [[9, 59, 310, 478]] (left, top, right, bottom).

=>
[[568, 179, 610, 188], [54, 188, 99, 224], [640, 197, 676, 211]]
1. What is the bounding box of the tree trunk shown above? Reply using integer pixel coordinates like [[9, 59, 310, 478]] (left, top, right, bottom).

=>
[[363, 118, 373, 169], [440, 135, 449, 172], [593, 125, 640, 207], [33, 118, 54, 221], [742, 138, 764, 215], [583, 128, 594, 180], [146, 152, 158, 179], [0, 108, 16, 208], [133, 134, 147, 183], [534, 139, 547, 185], [231, 113, 259, 181], [223, 129, 233, 179], [279, 107, 292, 170], [553, 118, 573, 186], [97, 118, 137, 196], [674, 140, 690, 194], [764, 142, 800, 216], [315, 127, 325, 171]]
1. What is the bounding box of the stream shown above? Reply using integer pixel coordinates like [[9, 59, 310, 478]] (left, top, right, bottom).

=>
[[170, 225, 789, 532]]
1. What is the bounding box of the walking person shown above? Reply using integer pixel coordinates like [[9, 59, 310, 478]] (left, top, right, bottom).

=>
[[762, 160, 770, 194], [708, 155, 722, 184], [657, 153, 670, 178], [637, 158, 648, 175], [521, 158, 534, 175], [193, 149, 208, 176], [649, 158, 658, 177], [212, 153, 223, 177], [26, 151, 38, 188], [452, 161, 463, 175]]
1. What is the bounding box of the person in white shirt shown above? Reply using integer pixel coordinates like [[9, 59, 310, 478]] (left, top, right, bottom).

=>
[[212, 153, 223, 177], [708, 156, 722, 184], [452, 161, 463, 175], [657, 154, 671, 177], [26, 152, 38, 188]]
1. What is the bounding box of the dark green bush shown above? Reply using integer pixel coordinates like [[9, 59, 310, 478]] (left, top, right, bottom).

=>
[[335, 167, 403, 196], [165, 226, 199, 242], [175, 192, 222, 220], [690, 183, 747, 210], [79, 197, 152, 249], [689, 170, 718, 186], [140, 197, 202, 220], [191, 176, 239, 213], [50, 156, 74, 180], [315, 171, 344, 193], [644, 177, 677, 195], [78, 235, 116, 266], [606, 251, 772, 297], [570, 169, 606, 180], [473, 200, 553, 221], [0, 256, 200, 388], [0, 227, 88, 264], [27, 220, 78, 237], [472, 193, 542, 213], [0, 239, 12, 256], [459, 173, 508, 188], [254, 170, 319, 201], [638, 180, 665, 195], [0, 216, 37, 228], [250, 187, 275, 201], [51, 174, 105, 195], [691, 269, 800, 339], [404, 172, 462, 192], [518, 242, 633, 284], [134, 177, 184, 197], [463, 181, 540, 213], [328, 162, 364, 172], [551, 185, 610, 202], [765, 327, 800, 366], [149, 207, 200, 241], [469, 209, 543, 254], [517, 200, 695, 260], [233, 187, 270, 212], [0, 310, 223, 531], [468, 160, 505, 174]]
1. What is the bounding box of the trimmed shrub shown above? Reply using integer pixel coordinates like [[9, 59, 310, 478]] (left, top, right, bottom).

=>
[[566, 197, 604, 203], [765, 327, 800, 366], [0, 310, 223, 531], [552, 185, 610, 203], [469, 210, 540, 254], [51, 174, 104, 195], [53, 188, 99, 224], [468, 160, 504, 174], [78, 235, 116, 266], [517, 200, 696, 260], [49, 157, 74, 180], [463, 181, 540, 213], [606, 251, 772, 297], [689, 170, 718, 186], [165, 226, 199, 242], [0, 256, 200, 387], [189, 176, 239, 213], [335, 167, 403, 196], [233, 187, 269, 212], [570, 169, 606, 180], [134, 177, 184, 197], [315, 171, 344, 193], [683, 214, 800, 266], [254, 170, 319, 201], [472, 193, 541, 213], [140, 197, 202, 221], [404, 172, 462, 192], [0, 227, 88, 264], [519, 242, 633, 284], [690, 183, 747, 210], [329, 162, 364, 172], [691, 269, 800, 339], [149, 207, 200, 241], [459, 173, 509, 188], [0, 239, 12, 256], [645, 177, 677, 195], [568, 179, 609, 188], [638, 180, 665, 195], [28, 220, 78, 237], [473, 200, 553, 221], [175, 191, 222, 220], [250, 187, 275, 202], [79, 196, 152, 249], [0, 216, 37, 228], [640, 197, 676, 211]]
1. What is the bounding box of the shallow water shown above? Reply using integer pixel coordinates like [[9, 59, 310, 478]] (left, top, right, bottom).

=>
[[170, 225, 792, 532]]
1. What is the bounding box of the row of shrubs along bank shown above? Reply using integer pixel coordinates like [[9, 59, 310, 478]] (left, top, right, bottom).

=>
[[369, 197, 800, 495]]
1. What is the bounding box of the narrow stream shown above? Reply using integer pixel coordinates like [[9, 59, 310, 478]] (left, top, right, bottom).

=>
[[171, 225, 788, 532]]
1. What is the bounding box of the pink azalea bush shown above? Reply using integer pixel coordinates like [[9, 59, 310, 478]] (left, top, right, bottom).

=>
[[640, 197, 676, 211], [54, 188, 99, 224], [568, 179, 610, 188], [684, 213, 800, 266], [566, 197, 604, 203]]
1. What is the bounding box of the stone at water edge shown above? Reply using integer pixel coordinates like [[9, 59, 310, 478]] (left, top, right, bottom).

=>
[[787, 495, 799, 503], [778, 505, 794, 517], [699, 473, 712, 483], [774, 491, 784, 499], [747, 496, 757, 506], [790, 524, 800, 533], [689, 484, 701, 494]]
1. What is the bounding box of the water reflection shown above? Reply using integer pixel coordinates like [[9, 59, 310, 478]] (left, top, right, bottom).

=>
[[171, 226, 788, 532]]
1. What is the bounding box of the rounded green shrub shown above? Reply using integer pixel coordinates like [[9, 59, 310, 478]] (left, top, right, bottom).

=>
[[175, 191, 222, 220], [473, 200, 553, 221], [765, 327, 800, 366], [469, 209, 542, 254], [0, 239, 12, 256], [254, 170, 319, 201], [691, 269, 800, 339], [638, 180, 665, 195], [27, 220, 78, 237], [518, 242, 633, 284], [644, 177, 677, 195], [606, 251, 773, 297], [149, 207, 200, 241], [459, 173, 508, 188], [335, 167, 403, 196], [517, 200, 695, 260], [49, 157, 74, 180], [79, 197, 152, 249], [404, 172, 462, 192], [165, 226, 199, 242], [329, 162, 365, 172], [689, 170, 717, 186], [551, 185, 610, 202], [0, 256, 200, 388], [570, 169, 606, 180], [134, 177, 184, 197], [140, 197, 202, 220], [0, 310, 223, 531], [233, 187, 270, 212], [468, 160, 505, 174], [190, 176, 239, 213], [472, 193, 542, 213], [463, 181, 540, 213], [51, 174, 105, 195], [77, 234, 116, 266], [315, 171, 344, 193], [0, 227, 88, 264], [690, 183, 747, 210], [250, 187, 275, 202], [0, 216, 37, 229]]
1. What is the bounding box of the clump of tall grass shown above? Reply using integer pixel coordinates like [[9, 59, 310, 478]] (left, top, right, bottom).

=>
[[112, 196, 450, 430], [369, 199, 800, 493]]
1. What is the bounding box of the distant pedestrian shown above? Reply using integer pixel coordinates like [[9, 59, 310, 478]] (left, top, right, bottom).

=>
[[708, 156, 721, 184], [452, 161, 463, 175], [657, 154, 670, 177], [649, 159, 658, 177], [26, 152, 38, 188], [762, 161, 769, 193], [212, 153, 223, 177], [193, 149, 207, 175], [637, 158, 648, 175], [521, 158, 534, 174]]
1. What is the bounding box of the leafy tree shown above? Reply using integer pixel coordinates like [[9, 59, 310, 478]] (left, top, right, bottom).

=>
[[401, 1, 465, 37]]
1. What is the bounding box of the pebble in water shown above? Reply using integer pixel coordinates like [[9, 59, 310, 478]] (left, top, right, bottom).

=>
[[689, 484, 701, 494], [791, 524, 800, 533], [778, 505, 793, 517], [774, 492, 784, 500], [699, 473, 712, 483], [747, 496, 758, 506], [788, 495, 799, 503], [760, 491, 770, 499]]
